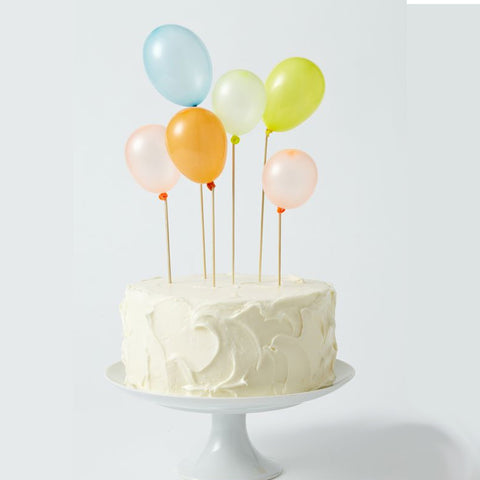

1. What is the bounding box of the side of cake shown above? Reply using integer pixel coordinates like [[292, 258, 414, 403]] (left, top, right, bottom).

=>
[[121, 275, 337, 397]]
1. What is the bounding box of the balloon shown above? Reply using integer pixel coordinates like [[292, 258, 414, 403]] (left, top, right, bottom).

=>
[[125, 125, 180, 194], [166, 108, 227, 184], [262, 149, 318, 209], [263, 57, 325, 132], [143, 25, 212, 107], [212, 69, 266, 137]]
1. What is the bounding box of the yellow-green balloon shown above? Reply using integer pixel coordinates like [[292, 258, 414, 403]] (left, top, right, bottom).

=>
[[263, 57, 325, 132]]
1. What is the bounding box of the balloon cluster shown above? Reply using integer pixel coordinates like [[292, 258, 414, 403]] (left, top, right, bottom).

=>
[[124, 24, 325, 284]]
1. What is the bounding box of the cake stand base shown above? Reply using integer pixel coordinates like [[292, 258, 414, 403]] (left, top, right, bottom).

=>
[[106, 360, 354, 480], [178, 413, 281, 480]]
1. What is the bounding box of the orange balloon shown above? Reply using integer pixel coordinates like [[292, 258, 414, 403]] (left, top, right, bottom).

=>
[[166, 107, 227, 184]]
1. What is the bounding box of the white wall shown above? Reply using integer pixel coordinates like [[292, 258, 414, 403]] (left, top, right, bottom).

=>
[[407, 2, 480, 457], [409, 1, 480, 4], [407, 0, 480, 3], [71, 1, 480, 479]]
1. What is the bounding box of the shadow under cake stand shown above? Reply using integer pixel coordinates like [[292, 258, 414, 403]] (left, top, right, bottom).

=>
[[106, 359, 355, 480]]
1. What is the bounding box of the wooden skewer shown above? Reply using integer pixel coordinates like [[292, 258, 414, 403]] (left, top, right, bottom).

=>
[[278, 208, 282, 286], [159, 193, 172, 284], [164, 197, 172, 283], [231, 137, 238, 284], [200, 184, 207, 279], [210, 184, 216, 287], [259, 129, 271, 282]]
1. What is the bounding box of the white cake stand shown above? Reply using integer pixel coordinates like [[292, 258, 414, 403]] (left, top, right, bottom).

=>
[[106, 359, 354, 480]]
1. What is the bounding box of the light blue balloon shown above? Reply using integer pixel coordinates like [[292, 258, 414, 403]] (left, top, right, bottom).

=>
[[143, 25, 212, 107]]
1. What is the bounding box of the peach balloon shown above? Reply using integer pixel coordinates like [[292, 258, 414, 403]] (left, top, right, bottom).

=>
[[262, 149, 318, 209], [166, 107, 227, 184], [125, 125, 180, 193]]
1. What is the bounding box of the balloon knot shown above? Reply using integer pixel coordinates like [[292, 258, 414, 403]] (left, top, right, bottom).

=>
[[277, 207, 285, 214], [207, 182, 216, 191], [231, 135, 240, 145], [158, 193, 168, 201], [266, 129, 272, 137]]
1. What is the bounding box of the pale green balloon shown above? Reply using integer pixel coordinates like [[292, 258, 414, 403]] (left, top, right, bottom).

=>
[[212, 69, 266, 137]]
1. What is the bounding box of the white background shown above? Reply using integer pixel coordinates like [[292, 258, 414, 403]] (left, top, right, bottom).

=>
[[409, 1, 480, 4], [2, 0, 477, 479], [71, 1, 480, 479], [407, 2, 480, 460]]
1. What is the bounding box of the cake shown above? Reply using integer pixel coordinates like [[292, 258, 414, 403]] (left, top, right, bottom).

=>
[[121, 274, 337, 397]]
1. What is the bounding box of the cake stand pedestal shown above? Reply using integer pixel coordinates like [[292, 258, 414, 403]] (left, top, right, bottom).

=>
[[179, 413, 281, 480], [106, 360, 354, 480]]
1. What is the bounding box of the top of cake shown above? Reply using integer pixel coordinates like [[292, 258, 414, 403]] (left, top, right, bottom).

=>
[[126, 274, 334, 307]]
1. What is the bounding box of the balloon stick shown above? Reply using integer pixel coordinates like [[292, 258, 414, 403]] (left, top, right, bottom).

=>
[[277, 207, 285, 286], [207, 182, 216, 287], [231, 135, 240, 284], [159, 193, 172, 284], [200, 184, 207, 279], [259, 129, 272, 282]]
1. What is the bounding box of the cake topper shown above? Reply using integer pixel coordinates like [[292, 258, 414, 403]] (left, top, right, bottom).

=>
[[212, 70, 266, 284], [262, 149, 318, 285], [128, 24, 326, 288], [166, 107, 227, 287], [258, 57, 325, 282], [125, 124, 180, 283]]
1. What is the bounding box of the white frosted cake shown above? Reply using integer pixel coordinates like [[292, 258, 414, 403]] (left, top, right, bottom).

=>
[[121, 274, 337, 397]]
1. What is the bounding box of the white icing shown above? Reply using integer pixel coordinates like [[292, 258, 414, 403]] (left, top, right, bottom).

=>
[[121, 274, 337, 397]]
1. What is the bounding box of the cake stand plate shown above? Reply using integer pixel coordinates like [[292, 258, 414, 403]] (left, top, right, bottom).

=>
[[106, 359, 354, 480]]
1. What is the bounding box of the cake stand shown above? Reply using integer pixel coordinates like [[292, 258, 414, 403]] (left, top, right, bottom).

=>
[[106, 359, 354, 480]]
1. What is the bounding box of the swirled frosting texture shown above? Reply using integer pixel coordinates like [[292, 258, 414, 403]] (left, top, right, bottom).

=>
[[121, 275, 337, 397]]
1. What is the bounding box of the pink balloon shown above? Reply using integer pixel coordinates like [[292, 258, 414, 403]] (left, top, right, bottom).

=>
[[262, 149, 318, 209], [125, 125, 180, 194]]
